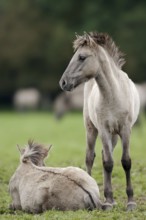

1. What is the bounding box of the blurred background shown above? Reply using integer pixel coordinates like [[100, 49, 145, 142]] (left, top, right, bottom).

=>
[[1, 1, 146, 215], [0, 0, 146, 112]]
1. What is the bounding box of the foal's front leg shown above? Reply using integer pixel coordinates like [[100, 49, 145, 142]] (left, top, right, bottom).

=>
[[85, 117, 98, 176], [120, 127, 136, 211], [101, 133, 114, 210]]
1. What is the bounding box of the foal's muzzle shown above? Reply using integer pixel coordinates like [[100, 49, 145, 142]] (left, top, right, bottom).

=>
[[59, 78, 74, 91]]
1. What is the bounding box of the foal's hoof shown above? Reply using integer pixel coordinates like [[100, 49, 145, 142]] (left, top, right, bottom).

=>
[[102, 202, 113, 211], [127, 202, 137, 211]]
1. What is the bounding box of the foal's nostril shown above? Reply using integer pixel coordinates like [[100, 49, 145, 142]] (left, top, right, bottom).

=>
[[59, 78, 68, 90], [60, 78, 73, 91], [62, 80, 67, 87]]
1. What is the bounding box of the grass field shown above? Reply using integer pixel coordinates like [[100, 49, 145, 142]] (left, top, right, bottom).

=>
[[0, 111, 146, 220]]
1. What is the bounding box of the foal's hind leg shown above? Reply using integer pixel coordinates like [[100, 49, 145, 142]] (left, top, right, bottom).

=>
[[85, 117, 98, 175], [120, 127, 136, 211]]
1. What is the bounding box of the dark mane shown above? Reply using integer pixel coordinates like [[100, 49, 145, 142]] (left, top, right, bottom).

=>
[[73, 32, 125, 69]]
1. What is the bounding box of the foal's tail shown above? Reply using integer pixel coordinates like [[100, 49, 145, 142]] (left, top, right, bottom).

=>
[[64, 167, 102, 210], [84, 187, 102, 210]]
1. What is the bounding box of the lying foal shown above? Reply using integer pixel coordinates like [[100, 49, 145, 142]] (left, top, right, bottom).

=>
[[9, 140, 102, 213]]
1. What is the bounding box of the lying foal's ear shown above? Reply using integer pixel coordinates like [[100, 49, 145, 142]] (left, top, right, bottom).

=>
[[43, 144, 52, 158], [17, 144, 25, 155], [47, 144, 52, 153]]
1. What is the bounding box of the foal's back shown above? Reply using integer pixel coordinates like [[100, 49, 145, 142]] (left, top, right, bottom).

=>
[[18, 165, 101, 212]]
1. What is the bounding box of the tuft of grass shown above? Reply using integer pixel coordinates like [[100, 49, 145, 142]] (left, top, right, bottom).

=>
[[0, 111, 146, 219]]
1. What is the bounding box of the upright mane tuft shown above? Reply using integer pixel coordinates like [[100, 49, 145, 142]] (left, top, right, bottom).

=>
[[21, 140, 50, 166], [73, 32, 125, 69]]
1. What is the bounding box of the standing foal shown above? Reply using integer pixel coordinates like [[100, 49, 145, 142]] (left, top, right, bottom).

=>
[[59, 32, 140, 210]]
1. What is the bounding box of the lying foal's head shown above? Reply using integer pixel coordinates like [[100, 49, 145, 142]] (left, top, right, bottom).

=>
[[17, 140, 52, 166]]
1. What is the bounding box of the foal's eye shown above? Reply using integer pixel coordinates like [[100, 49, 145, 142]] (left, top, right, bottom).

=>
[[78, 55, 86, 61]]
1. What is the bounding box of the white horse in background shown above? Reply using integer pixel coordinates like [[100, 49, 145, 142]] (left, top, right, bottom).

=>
[[135, 83, 146, 114], [59, 32, 140, 210], [13, 88, 41, 111]]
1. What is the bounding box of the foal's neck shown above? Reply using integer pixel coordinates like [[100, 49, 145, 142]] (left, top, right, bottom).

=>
[[95, 47, 119, 100]]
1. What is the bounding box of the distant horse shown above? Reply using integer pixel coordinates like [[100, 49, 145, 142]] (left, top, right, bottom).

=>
[[53, 84, 84, 119], [13, 88, 41, 111], [9, 141, 101, 213], [59, 32, 140, 210]]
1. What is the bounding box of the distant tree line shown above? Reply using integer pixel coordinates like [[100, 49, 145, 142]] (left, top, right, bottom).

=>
[[0, 0, 146, 105]]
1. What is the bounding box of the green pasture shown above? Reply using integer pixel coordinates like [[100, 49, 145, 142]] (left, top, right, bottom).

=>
[[0, 111, 146, 220]]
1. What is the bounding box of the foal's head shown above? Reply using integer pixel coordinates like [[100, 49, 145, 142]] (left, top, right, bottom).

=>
[[17, 140, 52, 166], [60, 33, 99, 91], [59, 32, 125, 91]]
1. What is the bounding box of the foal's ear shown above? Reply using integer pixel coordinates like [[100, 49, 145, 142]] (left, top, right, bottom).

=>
[[17, 144, 25, 155], [84, 31, 90, 42], [83, 32, 96, 47], [44, 144, 52, 158], [47, 144, 52, 154]]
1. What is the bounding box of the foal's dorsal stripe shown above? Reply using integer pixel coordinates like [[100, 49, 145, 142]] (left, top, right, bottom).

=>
[[34, 165, 97, 208]]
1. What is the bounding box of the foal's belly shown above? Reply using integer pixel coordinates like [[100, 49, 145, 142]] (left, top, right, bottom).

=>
[[89, 108, 128, 135], [89, 103, 131, 135], [87, 88, 131, 135], [84, 79, 139, 134]]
